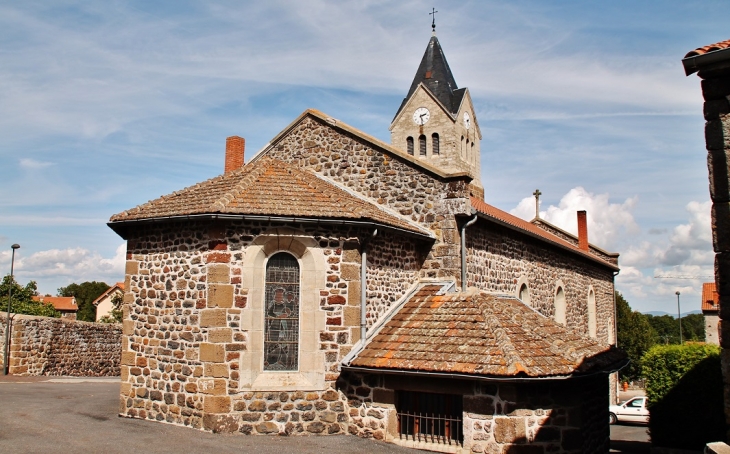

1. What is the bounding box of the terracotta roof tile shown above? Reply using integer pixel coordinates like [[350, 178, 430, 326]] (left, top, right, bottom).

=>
[[350, 286, 626, 378], [702, 282, 719, 313], [685, 39, 730, 58], [110, 158, 431, 237], [32, 296, 77, 312], [471, 197, 618, 270]]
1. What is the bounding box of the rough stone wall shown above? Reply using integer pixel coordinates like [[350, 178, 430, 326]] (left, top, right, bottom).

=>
[[119, 219, 427, 433], [0, 312, 121, 376], [466, 220, 616, 342], [365, 234, 421, 327], [259, 115, 470, 283], [697, 65, 730, 440], [338, 371, 610, 453]]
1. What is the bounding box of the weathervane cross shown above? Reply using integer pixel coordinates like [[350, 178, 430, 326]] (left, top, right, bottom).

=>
[[533, 189, 542, 219], [430, 8, 438, 32]]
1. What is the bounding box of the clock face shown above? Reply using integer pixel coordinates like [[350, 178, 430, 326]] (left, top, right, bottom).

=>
[[413, 107, 430, 125], [463, 112, 471, 130]]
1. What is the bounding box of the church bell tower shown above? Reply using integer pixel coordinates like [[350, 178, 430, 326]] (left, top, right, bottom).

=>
[[389, 31, 483, 199]]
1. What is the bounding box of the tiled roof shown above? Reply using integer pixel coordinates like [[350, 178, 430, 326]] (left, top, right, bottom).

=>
[[683, 39, 730, 75], [685, 39, 730, 58], [470, 197, 619, 270], [92, 282, 125, 307], [32, 296, 77, 312], [110, 158, 432, 238], [702, 282, 719, 313], [350, 286, 626, 378]]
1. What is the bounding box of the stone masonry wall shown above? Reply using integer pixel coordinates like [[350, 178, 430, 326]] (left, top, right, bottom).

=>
[[119, 219, 424, 434], [697, 61, 730, 440], [259, 115, 470, 283], [338, 371, 610, 453], [467, 219, 616, 343], [0, 312, 121, 376]]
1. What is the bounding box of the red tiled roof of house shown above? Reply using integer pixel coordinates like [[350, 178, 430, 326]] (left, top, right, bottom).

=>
[[685, 39, 730, 58], [32, 296, 78, 312], [92, 282, 125, 307], [110, 158, 432, 238], [470, 197, 618, 270], [702, 282, 719, 313], [350, 285, 626, 378]]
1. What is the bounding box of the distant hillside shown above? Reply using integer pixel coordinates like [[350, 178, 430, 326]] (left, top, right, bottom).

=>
[[643, 310, 702, 318]]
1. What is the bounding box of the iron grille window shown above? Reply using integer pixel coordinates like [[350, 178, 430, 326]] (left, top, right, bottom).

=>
[[396, 390, 463, 446], [264, 252, 300, 371], [407, 136, 414, 155], [419, 135, 427, 156], [432, 133, 439, 155]]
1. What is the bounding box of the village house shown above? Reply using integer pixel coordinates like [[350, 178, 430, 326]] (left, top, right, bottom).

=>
[[109, 31, 625, 453], [701, 282, 720, 345], [93, 282, 125, 322], [32, 296, 78, 320]]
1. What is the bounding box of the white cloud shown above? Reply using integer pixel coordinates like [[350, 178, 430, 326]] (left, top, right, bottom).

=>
[[510, 186, 639, 249], [19, 158, 53, 169], [1, 244, 126, 289]]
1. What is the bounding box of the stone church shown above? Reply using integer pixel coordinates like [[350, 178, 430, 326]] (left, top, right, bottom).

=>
[[109, 31, 626, 453]]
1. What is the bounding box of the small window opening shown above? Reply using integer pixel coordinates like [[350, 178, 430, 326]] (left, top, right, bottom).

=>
[[554, 286, 566, 325], [419, 135, 427, 156], [406, 137, 414, 155], [397, 391, 463, 446], [432, 133, 440, 155]]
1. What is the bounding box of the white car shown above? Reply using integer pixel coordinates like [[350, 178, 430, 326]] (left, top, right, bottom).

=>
[[609, 396, 649, 424]]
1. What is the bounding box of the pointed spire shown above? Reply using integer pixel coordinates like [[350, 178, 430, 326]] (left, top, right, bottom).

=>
[[393, 35, 465, 121]]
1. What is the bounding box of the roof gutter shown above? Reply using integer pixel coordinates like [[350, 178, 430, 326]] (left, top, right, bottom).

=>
[[683, 47, 730, 76], [475, 211, 619, 271], [342, 357, 629, 383], [107, 214, 434, 241]]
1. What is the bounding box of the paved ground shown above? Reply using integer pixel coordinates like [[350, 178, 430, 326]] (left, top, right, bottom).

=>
[[0, 376, 651, 453]]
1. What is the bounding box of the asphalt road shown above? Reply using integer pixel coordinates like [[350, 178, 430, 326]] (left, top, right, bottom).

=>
[[0, 378, 651, 453]]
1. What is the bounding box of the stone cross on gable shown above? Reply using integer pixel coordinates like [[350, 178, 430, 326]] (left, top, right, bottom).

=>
[[533, 189, 542, 219], [430, 8, 438, 33]]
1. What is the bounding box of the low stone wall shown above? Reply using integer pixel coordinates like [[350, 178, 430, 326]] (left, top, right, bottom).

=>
[[0, 312, 121, 376]]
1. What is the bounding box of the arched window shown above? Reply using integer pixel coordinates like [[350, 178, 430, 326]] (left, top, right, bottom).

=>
[[406, 137, 414, 155], [419, 135, 427, 156], [554, 286, 566, 325], [519, 284, 529, 302], [432, 133, 440, 155], [587, 288, 597, 338], [264, 252, 300, 371]]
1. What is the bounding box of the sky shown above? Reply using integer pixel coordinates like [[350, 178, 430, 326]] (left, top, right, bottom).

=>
[[0, 0, 727, 313]]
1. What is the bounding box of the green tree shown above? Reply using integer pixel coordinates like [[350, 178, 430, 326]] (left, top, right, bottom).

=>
[[58, 281, 110, 322], [680, 313, 704, 342], [0, 275, 60, 317], [616, 291, 657, 381], [98, 292, 123, 323], [646, 314, 680, 344]]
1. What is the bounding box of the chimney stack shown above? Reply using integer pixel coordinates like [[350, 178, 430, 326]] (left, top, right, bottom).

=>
[[225, 136, 245, 174], [577, 210, 588, 251]]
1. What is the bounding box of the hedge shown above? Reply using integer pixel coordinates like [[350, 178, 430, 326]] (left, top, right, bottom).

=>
[[642, 343, 724, 449]]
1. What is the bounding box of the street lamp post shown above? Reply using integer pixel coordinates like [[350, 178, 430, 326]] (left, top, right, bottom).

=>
[[3, 244, 20, 375], [676, 291, 682, 344]]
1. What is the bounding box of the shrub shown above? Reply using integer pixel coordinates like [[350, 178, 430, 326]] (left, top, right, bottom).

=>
[[642, 344, 724, 449]]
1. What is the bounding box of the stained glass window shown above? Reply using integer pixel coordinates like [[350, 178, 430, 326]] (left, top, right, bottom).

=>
[[264, 252, 300, 371]]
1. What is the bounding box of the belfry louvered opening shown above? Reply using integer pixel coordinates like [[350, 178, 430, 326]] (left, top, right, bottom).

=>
[[396, 390, 463, 446]]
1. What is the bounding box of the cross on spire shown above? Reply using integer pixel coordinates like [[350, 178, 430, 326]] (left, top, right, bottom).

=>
[[533, 189, 542, 219], [430, 8, 438, 33]]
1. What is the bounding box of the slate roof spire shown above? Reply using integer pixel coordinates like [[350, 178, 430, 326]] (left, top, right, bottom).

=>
[[394, 34, 465, 120]]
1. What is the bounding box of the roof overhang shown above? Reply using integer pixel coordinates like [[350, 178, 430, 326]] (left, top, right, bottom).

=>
[[108, 213, 436, 241], [342, 356, 629, 382], [683, 47, 730, 76]]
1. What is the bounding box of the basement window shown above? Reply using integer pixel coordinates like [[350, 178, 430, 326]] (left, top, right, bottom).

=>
[[396, 390, 463, 446]]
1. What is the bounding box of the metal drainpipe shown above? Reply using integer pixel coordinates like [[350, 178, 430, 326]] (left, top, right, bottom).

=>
[[461, 214, 478, 292], [361, 229, 377, 343]]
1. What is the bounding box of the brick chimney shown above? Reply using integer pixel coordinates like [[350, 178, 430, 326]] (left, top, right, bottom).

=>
[[577, 210, 589, 251], [224, 136, 245, 174]]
